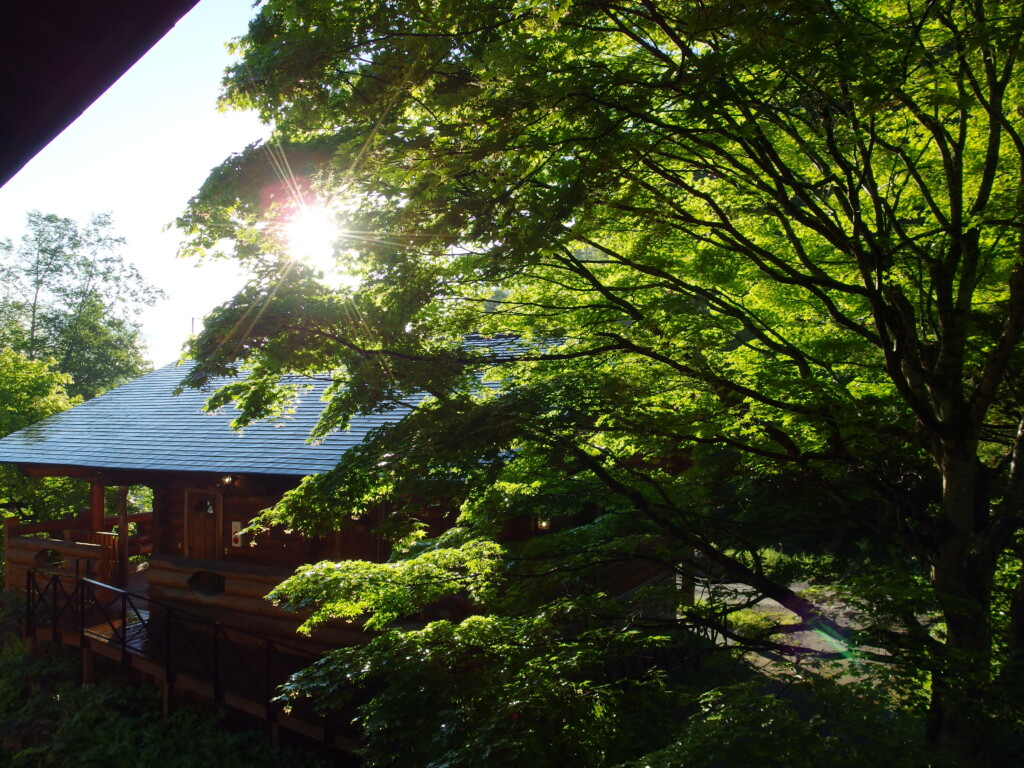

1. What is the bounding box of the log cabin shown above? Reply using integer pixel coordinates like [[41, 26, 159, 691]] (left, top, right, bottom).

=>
[[0, 361, 412, 747], [0, 361, 407, 639]]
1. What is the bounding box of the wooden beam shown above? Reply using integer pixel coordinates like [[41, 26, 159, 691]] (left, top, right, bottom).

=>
[[18, 464, 97, 479], [117, 486, 129, 588], [16, 464, 166, 486]]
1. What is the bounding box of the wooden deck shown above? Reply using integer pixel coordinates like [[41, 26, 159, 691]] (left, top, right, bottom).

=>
[[25, 569, 361, 753]]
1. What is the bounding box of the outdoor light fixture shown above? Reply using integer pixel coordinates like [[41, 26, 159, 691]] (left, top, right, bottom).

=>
[[537, 519, 551, 531], [220, 475, 234, 487]]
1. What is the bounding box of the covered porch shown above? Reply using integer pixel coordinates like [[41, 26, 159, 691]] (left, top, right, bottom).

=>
[[3, 481, 153, 592]]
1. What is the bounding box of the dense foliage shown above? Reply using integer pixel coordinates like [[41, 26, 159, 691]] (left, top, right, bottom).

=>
[[0, 350, 85, 524], [181, 0, 1024, 765]]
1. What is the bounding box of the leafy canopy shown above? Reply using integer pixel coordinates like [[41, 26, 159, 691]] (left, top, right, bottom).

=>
[[183, 0, 1024, 765]]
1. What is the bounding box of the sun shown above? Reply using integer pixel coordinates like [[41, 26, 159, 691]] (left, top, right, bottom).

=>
[[283, 204, 339, 271], [279, 198, 364, 290]]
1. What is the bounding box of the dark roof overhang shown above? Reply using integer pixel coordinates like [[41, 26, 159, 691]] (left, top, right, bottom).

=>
[[0, 0, 201, 187]]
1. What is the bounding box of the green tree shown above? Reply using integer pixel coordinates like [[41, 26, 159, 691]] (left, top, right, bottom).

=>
[[0, 348, 85, 525], [180, 0, 1024, 765], [0, 211, 163, 399]]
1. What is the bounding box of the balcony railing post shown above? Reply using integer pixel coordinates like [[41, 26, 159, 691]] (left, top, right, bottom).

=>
[[24, 569, 34, 639], [120, 591, 128, 659], [165, 605, 173, 672], [49, 574, 58, 631], [78, 570, 86, 637], [213, 626, 222, 702]]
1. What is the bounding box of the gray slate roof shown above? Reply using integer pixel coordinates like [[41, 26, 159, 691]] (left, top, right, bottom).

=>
[[0, 362, 407, 476]]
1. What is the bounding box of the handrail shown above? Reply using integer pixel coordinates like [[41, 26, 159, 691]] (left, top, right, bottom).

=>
[[72, 574, 317, 657], [25, 569, 322, 716], [36, 556, 97, 582], [9, 517, 78, 536], [64, 529, 153, 557], [126, 512, 155, 521], [10, 511, 154, 537]]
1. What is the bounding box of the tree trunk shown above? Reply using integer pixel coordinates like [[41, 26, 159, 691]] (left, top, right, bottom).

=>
[[927, 449, 994, 766]]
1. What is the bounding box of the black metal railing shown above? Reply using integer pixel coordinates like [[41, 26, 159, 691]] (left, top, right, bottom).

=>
[[24, 568, 327, 721]]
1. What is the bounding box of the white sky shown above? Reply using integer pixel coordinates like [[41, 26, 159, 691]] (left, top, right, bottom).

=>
[[0, 0, 269, 366]]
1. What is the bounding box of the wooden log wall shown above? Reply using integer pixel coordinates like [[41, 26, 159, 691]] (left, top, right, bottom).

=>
[[222, 490, 314, 567], [155, 476, 385, 569], [146, 555, 369, 650], [145, 473, 382, 651], [157, 484, 186, 557]]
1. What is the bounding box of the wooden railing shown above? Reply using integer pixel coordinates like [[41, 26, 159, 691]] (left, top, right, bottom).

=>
[[24, 567, 360, 752], [3, 512, 154, 590]]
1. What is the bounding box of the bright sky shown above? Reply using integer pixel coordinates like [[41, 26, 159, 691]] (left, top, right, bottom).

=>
[[0, 0, 269, 366]]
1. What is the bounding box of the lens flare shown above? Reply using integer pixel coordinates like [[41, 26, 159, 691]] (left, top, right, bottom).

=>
[[284, 204, 338, 270]]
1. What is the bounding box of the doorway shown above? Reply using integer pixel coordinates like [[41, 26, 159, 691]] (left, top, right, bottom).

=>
[[184, 491, 221, 560]]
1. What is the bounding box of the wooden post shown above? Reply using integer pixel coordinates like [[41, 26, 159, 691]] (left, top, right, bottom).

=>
[[151, 486, 162, 558], [90, 483, 105, 531], [82, 645, 94, 685], [2, 516, 18, 590], [162, 680, 174, 718], [2, 515, 18, 549], [117, 486, 129, 588]]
